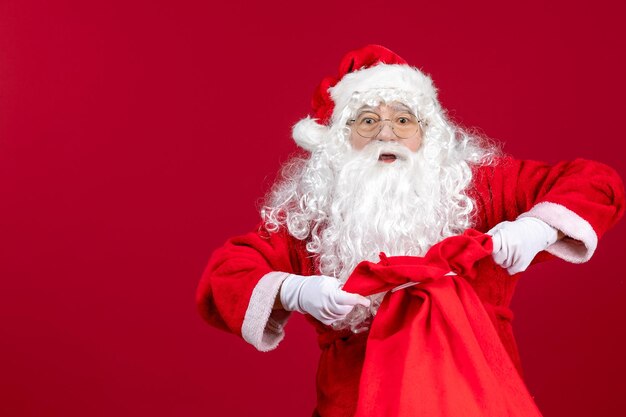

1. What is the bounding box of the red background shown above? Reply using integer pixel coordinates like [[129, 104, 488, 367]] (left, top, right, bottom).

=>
[[1, 1, 625, 416]]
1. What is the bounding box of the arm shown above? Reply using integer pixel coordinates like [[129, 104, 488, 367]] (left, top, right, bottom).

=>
[[473, 156, 625, 264], [196, 225, 310, 352]]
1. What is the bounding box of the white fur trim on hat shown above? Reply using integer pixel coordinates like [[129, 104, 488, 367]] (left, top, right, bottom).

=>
[[328, 64, 437, 124], [292, 116, 329, 152]]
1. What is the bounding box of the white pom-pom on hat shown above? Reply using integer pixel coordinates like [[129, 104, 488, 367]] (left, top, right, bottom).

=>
[[292, 116, 329, 152]]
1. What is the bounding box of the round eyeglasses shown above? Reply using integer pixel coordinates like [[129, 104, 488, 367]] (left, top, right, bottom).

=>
[[348, 111, 422, 139]]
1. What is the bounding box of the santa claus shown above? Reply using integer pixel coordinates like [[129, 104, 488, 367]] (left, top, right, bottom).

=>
[[196, 45, 624, 417]]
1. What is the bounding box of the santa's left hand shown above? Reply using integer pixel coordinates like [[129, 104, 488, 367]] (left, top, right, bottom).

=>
[[487, 217, 560, 275]]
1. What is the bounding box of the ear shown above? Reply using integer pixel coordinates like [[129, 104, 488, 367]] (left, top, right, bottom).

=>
[[292, 116, 329, 152]]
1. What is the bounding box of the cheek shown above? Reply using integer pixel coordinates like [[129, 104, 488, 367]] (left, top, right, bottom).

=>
[[350, 131, 368, 150], [410, 128, 425, 151], [404, 136, 422, 152]]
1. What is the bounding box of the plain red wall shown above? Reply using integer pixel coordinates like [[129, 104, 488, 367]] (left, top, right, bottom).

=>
[[1, 1, 625, 416]]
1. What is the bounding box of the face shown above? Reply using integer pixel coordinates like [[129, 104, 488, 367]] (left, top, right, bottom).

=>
[[348, 102, 423, 160]]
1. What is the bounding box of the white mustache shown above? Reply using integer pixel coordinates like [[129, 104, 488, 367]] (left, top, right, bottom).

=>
[[358, 141, 413, 162]]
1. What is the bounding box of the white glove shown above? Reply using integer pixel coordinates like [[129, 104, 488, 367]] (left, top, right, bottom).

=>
[[487, 217, 560, 275], [279, 274, 371, 325]]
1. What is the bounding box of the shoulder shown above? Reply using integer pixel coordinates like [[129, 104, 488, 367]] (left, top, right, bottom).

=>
[[469, 155, 516, 187]]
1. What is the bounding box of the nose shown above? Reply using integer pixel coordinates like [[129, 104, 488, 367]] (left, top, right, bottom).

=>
[[375, 120, 396, 142]]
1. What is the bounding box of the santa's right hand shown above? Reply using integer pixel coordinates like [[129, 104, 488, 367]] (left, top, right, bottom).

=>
[[279, 274, 371, 325]]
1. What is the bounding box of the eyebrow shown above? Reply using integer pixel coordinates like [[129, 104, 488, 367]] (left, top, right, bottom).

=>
[[355, 103, 414, 114], [389, 103, 412, 112]]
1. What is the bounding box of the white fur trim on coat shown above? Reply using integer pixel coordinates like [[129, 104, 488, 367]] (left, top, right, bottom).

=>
[[328, 64, 437, 124], [241, 271, 292, 352], [518, 202, 598, 263]]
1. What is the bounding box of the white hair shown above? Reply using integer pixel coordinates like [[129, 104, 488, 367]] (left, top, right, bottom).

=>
[[261, 90, 498, 331]]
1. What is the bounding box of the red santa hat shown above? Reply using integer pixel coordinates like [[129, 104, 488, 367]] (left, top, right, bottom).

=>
[[293, 44, 439, 151]]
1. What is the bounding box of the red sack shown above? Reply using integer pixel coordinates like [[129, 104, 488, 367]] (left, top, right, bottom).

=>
[[342, 230, 542, 417]]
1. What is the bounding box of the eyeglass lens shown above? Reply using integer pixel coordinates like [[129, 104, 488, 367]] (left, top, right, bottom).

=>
[[354, 112, 420, 139]]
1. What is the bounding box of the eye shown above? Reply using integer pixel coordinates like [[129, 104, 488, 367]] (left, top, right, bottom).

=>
[[356, 112, 380, 126], [362, 117, 376, 125], [394, 112, 417, 125]]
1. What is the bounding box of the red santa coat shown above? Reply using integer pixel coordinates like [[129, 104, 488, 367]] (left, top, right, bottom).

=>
[[196, 156, 624, 417]]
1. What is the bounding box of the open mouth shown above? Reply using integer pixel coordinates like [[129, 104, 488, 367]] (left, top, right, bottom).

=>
[[378, 153, 398, 163]]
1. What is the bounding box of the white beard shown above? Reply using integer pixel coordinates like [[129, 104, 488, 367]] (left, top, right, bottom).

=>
[[314, 141, 472, 330], [319, 141, 454, 283]]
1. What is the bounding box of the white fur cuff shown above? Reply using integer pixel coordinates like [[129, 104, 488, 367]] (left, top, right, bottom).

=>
[[241, 271, 292, 352], [518, 202, 598, 263]]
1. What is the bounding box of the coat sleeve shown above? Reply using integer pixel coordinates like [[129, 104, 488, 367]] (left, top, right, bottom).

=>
[[472, 156, 625, 263], [196, 225, 310, 351]]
